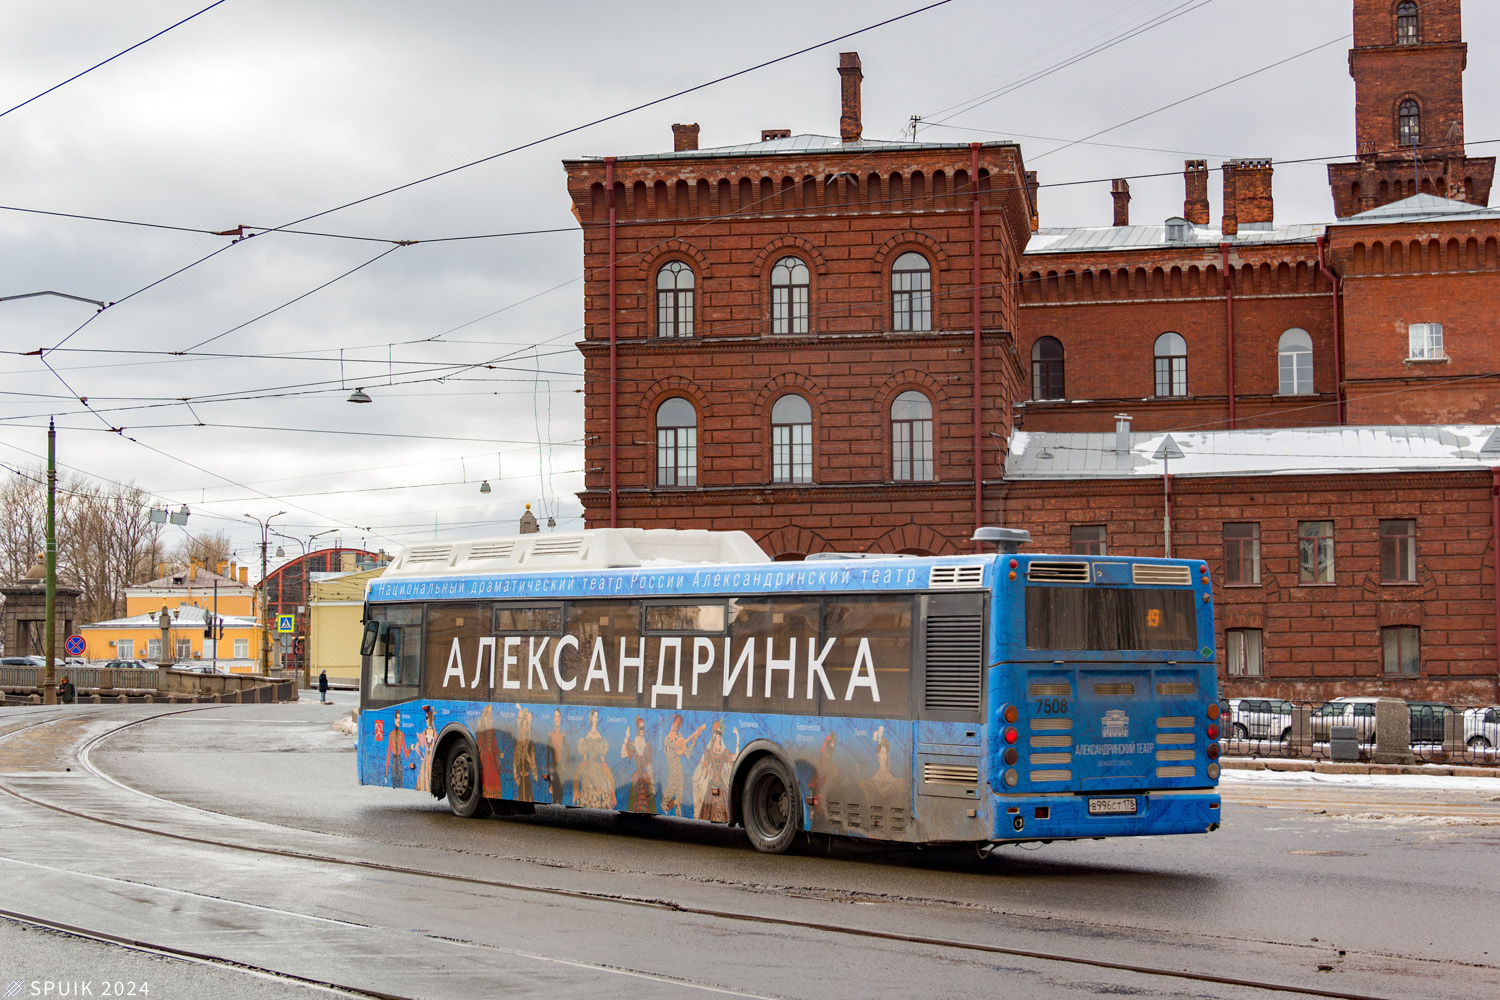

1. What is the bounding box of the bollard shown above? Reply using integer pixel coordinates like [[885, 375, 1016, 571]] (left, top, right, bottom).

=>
[[1443, 711, 1466, 759], [116, 693, 129, 704], [1330, 725, 1361, 762], [1373, 698, 1414, 765], [1289, 703, 1313, 757]]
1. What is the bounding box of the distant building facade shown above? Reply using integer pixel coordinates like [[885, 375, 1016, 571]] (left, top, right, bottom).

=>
[[566, 1, 1500, 701]]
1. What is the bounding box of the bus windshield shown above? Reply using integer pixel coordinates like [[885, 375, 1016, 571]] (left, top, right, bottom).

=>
[[1024, 586, 1197, 651]]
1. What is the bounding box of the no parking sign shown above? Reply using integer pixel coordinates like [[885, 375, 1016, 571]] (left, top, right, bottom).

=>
[[65, 634, 86, 657]]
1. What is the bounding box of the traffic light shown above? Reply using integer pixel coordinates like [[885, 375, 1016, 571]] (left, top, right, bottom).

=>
[[203, 615, 214, 638]]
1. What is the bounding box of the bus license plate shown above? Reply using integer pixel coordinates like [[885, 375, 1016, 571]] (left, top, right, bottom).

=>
[[1088, 797, 1137, 816]]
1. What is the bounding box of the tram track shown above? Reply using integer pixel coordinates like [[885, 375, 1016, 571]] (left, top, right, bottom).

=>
[[0, 707, 1477, 1000]]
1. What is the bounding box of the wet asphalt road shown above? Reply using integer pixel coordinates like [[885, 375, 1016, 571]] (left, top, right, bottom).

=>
[[1, 699, 1497, 999]]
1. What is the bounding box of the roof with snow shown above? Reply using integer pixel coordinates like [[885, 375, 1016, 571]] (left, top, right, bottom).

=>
[[1006, 425, 1500, 481], [128, 566, 247, 591], [577, 133, 1017, 163], [1025, 220, 1325, 256], [81, 605, 257, 630], [1335, 192, 1500, 225]]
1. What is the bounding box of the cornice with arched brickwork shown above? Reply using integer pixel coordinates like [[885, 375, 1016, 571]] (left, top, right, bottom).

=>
[[635, 374, 709, 423], [750, 235, 828, 275], [750, 371, 829, 414], [635, 238, 712, 278], [757, 524, 832, 559], [870, 523, 961, 556], [871, 231, 948, 271], [876, 367, 949, 406]]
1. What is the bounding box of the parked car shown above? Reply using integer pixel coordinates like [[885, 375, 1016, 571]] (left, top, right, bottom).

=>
[[1311, 696, 1455, 744], [1463, 707, 1500, 749], [98, 659, 156, 670], [0, 656, 44, 666], [1226, 698, 1294, 741]]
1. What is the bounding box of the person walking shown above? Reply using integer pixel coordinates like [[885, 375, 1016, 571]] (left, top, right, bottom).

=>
[[318, 669, 329, 704], [58, 675, 76, 705]]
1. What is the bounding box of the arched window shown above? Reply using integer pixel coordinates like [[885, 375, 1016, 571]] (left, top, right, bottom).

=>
[[1031, 337, 1065, 400], [1398, 100, 1421, 147], [1396, 2, 1418, 45], [771, 256, 810, 335], [891, 251, 931, 332], [891, 391, 933, 482], [1278, 328, 1314, 395], [770, 394, 812, 484], [656, 260, 694, 338], [655, 397, 697, 487], [1154, 332, 1187, 397]]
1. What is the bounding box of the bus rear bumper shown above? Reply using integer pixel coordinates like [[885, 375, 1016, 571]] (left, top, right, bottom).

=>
[[989, 789, 1220, 840]]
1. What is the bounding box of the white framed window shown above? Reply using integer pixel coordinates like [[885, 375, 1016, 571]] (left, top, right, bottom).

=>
[[891, 251, 932, 332], [770, 394, 813, 484], [770, 256, 810, 335], [1408, 323, 1444, 360], [1278, 328, 1313, 394], [234, 638, 249, 658], [656, 260, 695, 338], [145, 639, 161, 659], [655, 396, 698, 487], [117, 639, 135, 659], [891, 391, 933, 482], [175, 638, 191, 659], [1226, 628, 1264, 677], [1154, 332, 1187, 396]]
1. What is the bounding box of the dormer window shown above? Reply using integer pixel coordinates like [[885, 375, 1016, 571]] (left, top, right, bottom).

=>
[[1164, 217, 1192, 242], [1396, 2, 1418, 45]]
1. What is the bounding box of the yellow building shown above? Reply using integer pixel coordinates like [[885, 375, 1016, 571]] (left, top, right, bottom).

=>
[[308, 566, 384, 684], [124, 561, 255, 618], [78, 605, 261, 671]]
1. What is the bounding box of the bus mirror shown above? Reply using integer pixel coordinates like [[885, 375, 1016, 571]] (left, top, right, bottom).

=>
[[360, 620, 382, 658]]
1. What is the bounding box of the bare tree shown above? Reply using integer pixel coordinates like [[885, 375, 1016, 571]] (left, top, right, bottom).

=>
[[0, 468, 47, 582], [60, 476, 164, 623], [170, 530, 233, 576]]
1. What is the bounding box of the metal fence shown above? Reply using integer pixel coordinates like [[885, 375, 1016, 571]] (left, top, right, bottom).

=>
[[1219, 698, 1500, 767]]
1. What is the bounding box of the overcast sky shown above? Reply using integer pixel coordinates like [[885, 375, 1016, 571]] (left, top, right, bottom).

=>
[[2, 0, 1496, 578]]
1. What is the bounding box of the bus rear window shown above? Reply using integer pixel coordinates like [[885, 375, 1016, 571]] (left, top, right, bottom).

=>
[[1025, 587, 1197, 651]]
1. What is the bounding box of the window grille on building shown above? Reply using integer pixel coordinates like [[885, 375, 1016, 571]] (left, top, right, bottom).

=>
[[656, 260, 694, 338], [890, 391, 933, 482], [771, 256, 810, 335], [770, 394, 812, 483], [1031, 337, 1065, 400], [1223, 522, 1261, 585], [891, 252, 931, 332], [1154, 332, 1187, 397], [655, 396, 698, 487]]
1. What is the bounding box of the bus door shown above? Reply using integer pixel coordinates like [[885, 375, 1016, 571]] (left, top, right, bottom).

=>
[[911, 592, 988, 843]]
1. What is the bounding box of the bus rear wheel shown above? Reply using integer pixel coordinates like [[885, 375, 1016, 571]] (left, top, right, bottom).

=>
[[445, 740, 490, 819], [742, 756, 800, 854]]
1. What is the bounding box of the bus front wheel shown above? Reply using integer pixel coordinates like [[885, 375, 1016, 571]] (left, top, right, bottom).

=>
[[741, 756, 800, 854], [445, 740, 491, 819]]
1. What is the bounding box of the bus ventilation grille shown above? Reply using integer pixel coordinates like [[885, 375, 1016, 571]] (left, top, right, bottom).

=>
[[923, 615, 983, 713], [1026, 562, 1089, 583], [929, 565, 984, 588], [405, 545, 454, 565], [1132, 564, 1193, 586], [468, 541, 516, 560], [922, 762, 979, 786], [529, 537, 585, 557]]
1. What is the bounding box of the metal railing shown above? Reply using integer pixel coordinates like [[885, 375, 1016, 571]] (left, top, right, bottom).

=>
[[1218, 698, 1499, 767]]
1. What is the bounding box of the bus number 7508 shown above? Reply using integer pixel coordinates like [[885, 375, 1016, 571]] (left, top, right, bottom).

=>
[[1036, 698, 1069, 715]]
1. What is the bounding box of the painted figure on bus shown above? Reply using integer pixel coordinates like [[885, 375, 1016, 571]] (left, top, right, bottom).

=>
[[545, 707, 570, 804], [621, 715, 657, 813], [661, 714, 706, 816], [808, 731, 840, 825], [415, 705, 438, 793], [574, 708, 615, 808], [385, 710, 410, 788], [861, 726, 903, 807], [476, 704, 505, 796], [513, 705, 537, 801], [692, 720, 739, 823]]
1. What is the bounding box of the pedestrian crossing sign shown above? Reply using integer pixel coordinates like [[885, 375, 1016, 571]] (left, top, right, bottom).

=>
[[276, 614, 295, 633]]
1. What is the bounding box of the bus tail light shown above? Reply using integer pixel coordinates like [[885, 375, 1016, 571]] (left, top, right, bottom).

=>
[[1206, 742, 1220, 760], [1003, 728, 1018, 744], [1003, 747, 1018, 765], [1206, 723, 1219, 740], [1002, 704, 1018, 724], [1207, 702, 1220, 721]]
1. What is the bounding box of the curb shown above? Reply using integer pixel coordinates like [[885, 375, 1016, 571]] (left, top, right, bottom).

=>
[[1222, 758, 1500, 779]]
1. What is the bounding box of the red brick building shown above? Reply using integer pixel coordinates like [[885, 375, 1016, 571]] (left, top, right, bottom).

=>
[[566, 1, 1500, 701]]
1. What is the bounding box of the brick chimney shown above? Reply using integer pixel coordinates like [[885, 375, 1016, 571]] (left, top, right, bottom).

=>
[[1111, 178, 1131, 227], [761, 128, 791, 141], [1221, 163, 1238, 236], [672, 123, 699, 152], [838, 52, 863, 143], [1226, 158, 1273, 226], [1183, 160, 1210, 226]]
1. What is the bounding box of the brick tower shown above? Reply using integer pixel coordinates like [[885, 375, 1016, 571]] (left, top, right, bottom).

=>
[[1327, 0, 1493, 217]]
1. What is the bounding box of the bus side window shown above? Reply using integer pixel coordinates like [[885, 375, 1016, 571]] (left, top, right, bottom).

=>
[[384, 626, 403, 686]]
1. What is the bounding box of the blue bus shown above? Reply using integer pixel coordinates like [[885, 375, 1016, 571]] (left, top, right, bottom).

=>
[[356, 527, 1221, 853]]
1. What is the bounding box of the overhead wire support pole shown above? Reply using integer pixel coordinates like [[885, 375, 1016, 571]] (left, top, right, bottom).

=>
[[44, 418, 57, 705], [971, 143, 984, 551], [245, 512, 286, 677]]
